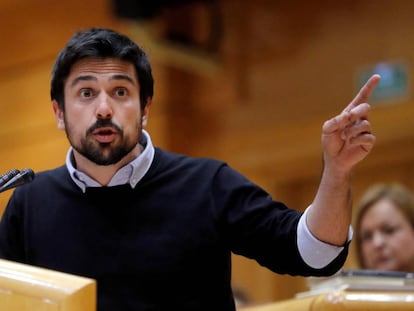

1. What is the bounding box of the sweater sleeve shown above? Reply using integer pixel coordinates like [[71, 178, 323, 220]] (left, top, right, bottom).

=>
[[212, 164, 348, 276], [0, 190, 25, 262]]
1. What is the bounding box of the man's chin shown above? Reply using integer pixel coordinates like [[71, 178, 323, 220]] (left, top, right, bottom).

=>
[[76, 140, 137, 166]]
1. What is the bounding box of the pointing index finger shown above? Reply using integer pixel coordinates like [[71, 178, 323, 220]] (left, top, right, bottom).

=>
[[344, 74, 381, 113]]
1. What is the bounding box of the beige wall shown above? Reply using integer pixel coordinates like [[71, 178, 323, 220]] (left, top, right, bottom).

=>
[[0, 0, 413, 305]]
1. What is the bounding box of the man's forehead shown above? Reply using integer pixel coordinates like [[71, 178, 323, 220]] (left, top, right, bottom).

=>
[[68, 58, 137, 80]]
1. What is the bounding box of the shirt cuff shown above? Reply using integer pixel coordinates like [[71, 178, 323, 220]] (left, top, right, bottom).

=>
[[297, 206, 353, 269]]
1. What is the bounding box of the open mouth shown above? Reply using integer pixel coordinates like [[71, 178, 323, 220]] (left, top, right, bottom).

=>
[[92, 127, 118, 143]]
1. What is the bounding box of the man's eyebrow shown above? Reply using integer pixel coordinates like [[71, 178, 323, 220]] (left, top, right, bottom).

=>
[[109, 74, 136, 85], [70, 75, 97, 88], [69, 74, 136, 88]]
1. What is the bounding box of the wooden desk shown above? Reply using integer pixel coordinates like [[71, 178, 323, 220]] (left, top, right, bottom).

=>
[[241, 289, 414, 311]]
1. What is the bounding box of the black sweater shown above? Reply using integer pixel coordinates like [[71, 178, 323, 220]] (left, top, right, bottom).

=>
[[0, 148, 348, 311]]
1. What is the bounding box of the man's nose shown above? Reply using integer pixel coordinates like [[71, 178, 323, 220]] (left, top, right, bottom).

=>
[[96, 93, 113, 119]]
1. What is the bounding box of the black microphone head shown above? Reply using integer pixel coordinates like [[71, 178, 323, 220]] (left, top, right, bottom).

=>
[[5, 169, 20, 177], [0, 169, 20, 187], [0, 168, 35, 193], [20, 168, 35, 183]]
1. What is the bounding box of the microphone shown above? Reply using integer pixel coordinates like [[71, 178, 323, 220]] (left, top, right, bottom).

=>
[[0, 169, 20, 187], [0, 168, 35, 193]]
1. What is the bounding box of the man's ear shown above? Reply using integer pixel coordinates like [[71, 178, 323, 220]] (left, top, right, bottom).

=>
[[141, 98, 152, 127], [52, 100, 65, 130]]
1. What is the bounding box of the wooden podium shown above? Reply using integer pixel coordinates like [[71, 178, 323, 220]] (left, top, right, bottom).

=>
[[0, 259, 96, 311]]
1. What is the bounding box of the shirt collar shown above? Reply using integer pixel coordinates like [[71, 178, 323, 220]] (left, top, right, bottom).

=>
[[66, 129, 155, 193]]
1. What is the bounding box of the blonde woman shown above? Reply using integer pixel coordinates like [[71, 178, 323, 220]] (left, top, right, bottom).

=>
[[355, 183, 414, 272]]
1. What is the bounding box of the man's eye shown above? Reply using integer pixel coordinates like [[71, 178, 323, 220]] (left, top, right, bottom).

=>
[[115, 88, 127, 97], [80, 89, 93, 98]]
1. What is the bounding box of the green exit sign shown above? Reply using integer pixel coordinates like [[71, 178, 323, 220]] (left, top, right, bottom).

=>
[[357, 62, 409, 103]]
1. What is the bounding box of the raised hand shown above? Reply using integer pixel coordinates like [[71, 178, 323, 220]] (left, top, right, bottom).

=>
[[321, 74, 381, 173]]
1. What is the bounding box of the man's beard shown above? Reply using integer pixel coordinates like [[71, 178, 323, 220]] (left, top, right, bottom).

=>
[[65, 118, 141, 166]]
